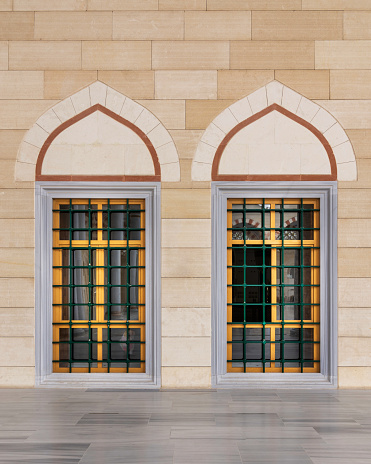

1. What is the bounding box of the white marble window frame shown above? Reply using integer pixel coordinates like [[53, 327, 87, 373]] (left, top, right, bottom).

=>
[[211, 181, 338, 389], [35, 182, 161, 388]]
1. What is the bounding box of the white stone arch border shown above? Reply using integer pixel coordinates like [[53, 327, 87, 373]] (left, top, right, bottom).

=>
[[192, 80, 357, 182], [15, 81, 180, 182]]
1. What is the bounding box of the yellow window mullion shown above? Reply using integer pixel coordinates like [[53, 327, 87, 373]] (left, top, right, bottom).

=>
[[138, 248, 146, 324], [95, 248, 105, 364], [270, 246, 277, 364]]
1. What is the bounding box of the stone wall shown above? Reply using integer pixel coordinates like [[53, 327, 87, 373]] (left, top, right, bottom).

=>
[[0, 0, 370, 387]]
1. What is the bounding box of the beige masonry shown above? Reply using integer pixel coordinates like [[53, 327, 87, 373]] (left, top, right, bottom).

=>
[[0, 0, 12, 11], [0, 3, 370, 389], [34, 12, 113, 41], [159, 0, 206, 10], [99, 71, 154, 100], [0, 42, 8, 70], [275, 70, 330, 99]]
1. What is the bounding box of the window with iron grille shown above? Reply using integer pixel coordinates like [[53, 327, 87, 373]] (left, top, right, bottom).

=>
[[227, 198, 320, 374], [52, 199, 146, 373]]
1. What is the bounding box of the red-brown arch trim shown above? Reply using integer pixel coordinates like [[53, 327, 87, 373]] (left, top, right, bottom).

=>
[[35, 104, 161, 182], [211, 103, 337, 182]]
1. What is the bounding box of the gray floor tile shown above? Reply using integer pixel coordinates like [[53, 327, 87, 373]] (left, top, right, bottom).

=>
[[0, 388, 370, 463]]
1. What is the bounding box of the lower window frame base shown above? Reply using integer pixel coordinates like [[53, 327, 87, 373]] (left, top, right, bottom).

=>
[[37, 372, 160, 389], [213, 373, 336, 389]]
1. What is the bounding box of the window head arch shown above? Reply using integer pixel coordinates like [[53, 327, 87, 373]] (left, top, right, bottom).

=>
[[15, 81, 180, 183], [192, 81, 357, 182]]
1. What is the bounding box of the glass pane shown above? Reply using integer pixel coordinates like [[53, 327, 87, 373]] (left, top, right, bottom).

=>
[[284, 249, 300, 266], [284, 203, 300, 209], [129, 204, 141, 240], [232, 247, 244, 309], [73, 249, 89, 267], [130, 306, 139, 320], [232, 328, 243, 341], [232, 211, 243, 240], [264, 211, 271, 228], [304, 306, 312, 320], [102, 328, 141, 361], [71, 328, 89, 360], [284, 328, 300, 361], [282, 305, 300, 320], [60, 328, 69, 342], [285, 328, 300, 341], [303, 205, 314, 240], [61, 306, 69, 320], [59, 344, 69, 363], [246, 327, 262, 341], [303, 343, 314, 359], [103, 204, 127, 240], [231, 246, 271, 323], [284, 287, 300, 304], [285, 265, 299, 282], [232, 305, 244, 323], [90, 328, 98, 361], [303, 249, 311, 266], [59, 205, 70, 240], [109, 249, 128, 320], [285, 362, 300, 369], [245, 204, 262, 210], [245, 227, 262, 241], [232, 230, 243, 242], [62, 249, 70, 276], [128, 328, 141, 361], [71, 250, 90, 319], [246, 343, 261, 360], [232, 342, 243, 360], [244, 329, 271, 362], [90, 205, 98, 240], [61, 250, 70, 305], [264, 211, 271, 240], [283, 210, 299, 240], [245, 206, 262, 239], [231, 205, 264, 241], [303, 328, 314, 341], [72, 305, 90, 320], [71, 205, 89, 240], [303, 337, 314, 362]]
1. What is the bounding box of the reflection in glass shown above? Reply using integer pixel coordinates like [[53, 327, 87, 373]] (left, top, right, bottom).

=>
[[106, 249, 139, 321], [231, 205, 264, 241], [275, 328, 301, 366], [129, 204, 141, 240], [59, 205, 70, 240], [303, 205, 314, 240], [303, 328, 314, 364], [101, 328, 141, 362], [74, 250, 92, 320], [102, 204, 142, 241], [72, 205, 89, 240]]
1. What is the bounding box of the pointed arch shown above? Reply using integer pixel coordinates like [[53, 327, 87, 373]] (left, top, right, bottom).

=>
[[15, 81, 180, 182], [192, 81, 357, 182]]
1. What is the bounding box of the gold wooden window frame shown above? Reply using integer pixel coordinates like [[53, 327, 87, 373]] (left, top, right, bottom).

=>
[[227, 198, 320, 374], [52, 198, 146, 373]]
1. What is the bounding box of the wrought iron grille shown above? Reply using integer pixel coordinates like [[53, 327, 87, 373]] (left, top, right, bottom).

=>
[[227, 198, 320, 373], [52, 199, 146, 373]]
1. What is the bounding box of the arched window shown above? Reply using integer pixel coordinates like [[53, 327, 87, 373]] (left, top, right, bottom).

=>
[[195, 82, 348, 388], [24, 82, 179, 387]]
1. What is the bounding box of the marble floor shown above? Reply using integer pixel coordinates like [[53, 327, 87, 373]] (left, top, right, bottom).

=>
[[0, 388, 370, 463]]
